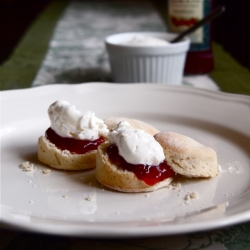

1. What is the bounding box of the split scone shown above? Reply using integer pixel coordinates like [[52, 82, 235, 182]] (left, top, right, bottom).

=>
[[96, 121, 175, 192], [38, 100, 109, 170], [154, 132, 219, 178], [104, 117, 159, 136]]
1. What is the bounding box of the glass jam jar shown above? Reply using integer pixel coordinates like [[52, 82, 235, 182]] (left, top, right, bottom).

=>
[[167, 0, 214, 74]]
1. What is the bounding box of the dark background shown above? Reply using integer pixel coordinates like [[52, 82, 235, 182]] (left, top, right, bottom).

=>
[[212, 0, 250, 70], [1, 0, 250, 70]]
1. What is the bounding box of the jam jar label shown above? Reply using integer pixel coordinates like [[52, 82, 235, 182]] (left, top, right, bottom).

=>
[[167, 0, 211, 51]]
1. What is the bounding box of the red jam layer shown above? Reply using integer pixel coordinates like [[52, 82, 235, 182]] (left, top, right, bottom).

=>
[[45, 127, 105, 154], [106, 144, 175, 186]]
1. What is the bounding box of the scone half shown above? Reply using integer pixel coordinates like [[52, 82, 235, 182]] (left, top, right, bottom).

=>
[[96, 142, 173, 192], [154, 132, 219, 178], [38, 136, 97, 170]]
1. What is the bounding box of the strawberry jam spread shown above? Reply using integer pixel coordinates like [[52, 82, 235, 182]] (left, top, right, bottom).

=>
[[45, 127, 105, 154], [107, 144, 175, 186]]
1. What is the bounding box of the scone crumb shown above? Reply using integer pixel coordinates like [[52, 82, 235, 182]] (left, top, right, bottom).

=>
[[189, 191, 199, 199], [171, 182, 181, 190], [62, 195, 68, 198], [185, 191, 199, 202], [42, 169, 51, 174], [85, 195, 95, 202], [19, 161, 34, 172]]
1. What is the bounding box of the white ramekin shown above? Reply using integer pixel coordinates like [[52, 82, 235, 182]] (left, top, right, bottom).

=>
[[105, 32, 190, 85]]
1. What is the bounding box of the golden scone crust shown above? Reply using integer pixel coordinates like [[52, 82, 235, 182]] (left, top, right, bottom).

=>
[[38, 136, 97, 170], [154, 132, 219, 178], [104, 117, 159, 136], [96, 142, 173, 192]]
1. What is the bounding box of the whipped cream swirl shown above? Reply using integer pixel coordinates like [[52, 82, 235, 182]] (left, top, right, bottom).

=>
[[48, 100, 108, 140], [120, 35, 169, 46], [108, 121, 164, 165]]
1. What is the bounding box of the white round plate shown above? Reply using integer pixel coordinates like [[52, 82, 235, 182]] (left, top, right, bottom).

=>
[[1, 83, 250, 237]]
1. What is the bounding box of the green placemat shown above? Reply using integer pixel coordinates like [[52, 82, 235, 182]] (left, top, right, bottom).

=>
[[0, 0, 68, 90], [211, 43, 250, 95], [31, 0, 167, 87]]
